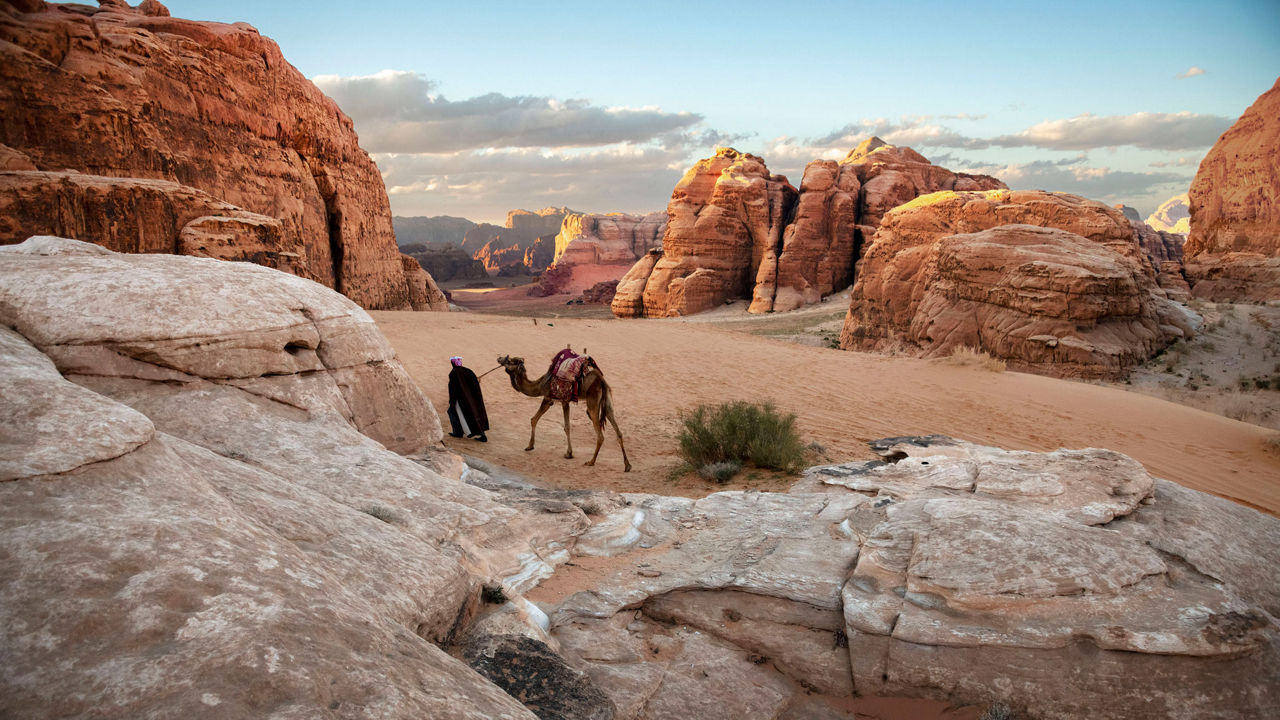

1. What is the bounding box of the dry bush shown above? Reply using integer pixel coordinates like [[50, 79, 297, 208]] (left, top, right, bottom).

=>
[[1264, 433, 1280, 457], [940, 346, 1007, 372]]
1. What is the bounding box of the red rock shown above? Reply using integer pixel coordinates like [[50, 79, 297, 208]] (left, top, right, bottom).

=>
[[532, 211, 666, 297], [400, 254, 448, 311], [0, 1, 428, 310], [616, 148, 798, 317], [611, 248, 663, 317], [0, 171, 303, 272], [1185, 77, 1280, 302], [840, 190, 1192, 377], [616, 140, 1006, 317]]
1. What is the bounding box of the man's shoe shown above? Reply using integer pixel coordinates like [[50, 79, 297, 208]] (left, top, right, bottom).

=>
[[475, 434, 487, 442]]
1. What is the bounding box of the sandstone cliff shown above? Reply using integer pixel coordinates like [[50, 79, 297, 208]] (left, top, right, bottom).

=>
[[0, 0, 430, 309], [394, 215, 478, 249], [530, 211, 666, 297], [461, 207, 577, 274], [1185, 77, 1280, 302], [613, 148, 798, 317], [839, 190, 1195, 377], [613, 140, 1006, 317], [3, 237, 1276, 719], [401, 243, 489, 282]]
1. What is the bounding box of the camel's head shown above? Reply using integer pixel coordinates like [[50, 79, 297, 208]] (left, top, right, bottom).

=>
[[496, 355, 524, 373]]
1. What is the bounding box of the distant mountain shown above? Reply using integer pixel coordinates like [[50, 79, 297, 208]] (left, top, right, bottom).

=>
[[1146, 193, 1190, 235], [393, 215, 477, 248]]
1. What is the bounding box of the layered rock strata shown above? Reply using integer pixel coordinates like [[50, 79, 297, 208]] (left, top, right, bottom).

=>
[[400, 243, 490, 283], [839, 190, 1195, 378], [531, 211, 665, 297], [614, 140, 1005, 317], [1185, 77, 1280, 301], [612, 148, 798, 317], [0, 0, 424, 309], [3, 238, 1277, 719]]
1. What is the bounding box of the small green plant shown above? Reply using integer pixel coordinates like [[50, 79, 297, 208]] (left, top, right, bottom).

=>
[[677, 401, 808, 475], [698, 460, 743, 483]]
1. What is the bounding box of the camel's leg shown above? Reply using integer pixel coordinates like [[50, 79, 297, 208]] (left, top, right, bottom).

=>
[[561, 402, 573, 459], [526, 398, 553, 451], [585, 399, 605, 467], [605, 403, 631, 472]]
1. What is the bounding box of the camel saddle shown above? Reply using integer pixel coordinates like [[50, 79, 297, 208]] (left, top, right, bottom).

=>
[[548, 348, 591, 402]]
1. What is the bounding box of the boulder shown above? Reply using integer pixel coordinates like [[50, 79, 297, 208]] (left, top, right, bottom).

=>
[[401, 254, 449, 311], [840, 190, 1193, 377], [0, 1, 427, 309], [535, 436, 1280, 720], [1185, 77, 1280, 301], [0, 236, 591, 719]]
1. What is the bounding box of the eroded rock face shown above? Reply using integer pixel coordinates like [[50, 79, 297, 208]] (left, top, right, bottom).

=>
[[0, 1, 423, 309], [0, 236, 590, 718], [614, 148, 798, 317], [1185, 77, 1280, 302], [554, 212, 667, 267], [401, 254, 449, 311], [528, 435, 1280, 720], [616, 140, 1006, 317], [401, 243, 490, 282], [840, 190, 1194, 377], [1128, 216, 1190, 300]]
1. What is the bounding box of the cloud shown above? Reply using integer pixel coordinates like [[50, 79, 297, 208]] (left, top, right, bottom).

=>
[[989, 112, 1231, 151], [374, 143, 696, 221], [1176, 66, 1207, 79], [951, 158, 1192, 213], [1148, 156, 1201, 168], [314, 70, 701, 153]]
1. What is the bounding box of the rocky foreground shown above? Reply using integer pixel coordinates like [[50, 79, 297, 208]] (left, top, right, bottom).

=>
[[2, 236, 1277, 719]]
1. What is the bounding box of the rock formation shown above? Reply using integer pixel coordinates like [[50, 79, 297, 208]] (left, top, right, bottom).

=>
[[614, 140, 1005, 317], [0, 0, 434, 310], [401, 254, 448, 311], [1146, 193, 1191, 234], [401, 243, 490, 283], [612, 148, 798, 317], [461, 207, 577, 274], [529, 211, 666, 297], [3, 237, 1277, 719], [1185, 77, 1280, 302], [394, 215, 478, 249], [1128, 215, 1190, 300], [840, 190, 1195, 377]]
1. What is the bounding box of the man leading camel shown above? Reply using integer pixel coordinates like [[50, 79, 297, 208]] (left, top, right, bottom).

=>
[[447, 356, 489, 442]]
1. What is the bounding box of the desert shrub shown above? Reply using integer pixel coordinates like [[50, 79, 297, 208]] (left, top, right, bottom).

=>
[[678, 401, 807, 474], [1265, 434, 1280, 456], [940, 345, 1007, 372]]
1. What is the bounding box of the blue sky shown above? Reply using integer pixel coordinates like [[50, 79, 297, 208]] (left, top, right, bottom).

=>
[[166, 0, 1280, 223]]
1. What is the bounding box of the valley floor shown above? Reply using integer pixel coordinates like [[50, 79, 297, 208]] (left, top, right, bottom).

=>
[[375, 298, 1280, 516]]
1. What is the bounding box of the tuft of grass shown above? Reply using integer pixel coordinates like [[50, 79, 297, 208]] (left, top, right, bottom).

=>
[[697, 460, 742, 483], [980, 703, 1016, 720], [1265, 434, 1280, 456], [360, 504, 398, 524], [677, 401, 807, 475], [940, 345, 1007, 372]]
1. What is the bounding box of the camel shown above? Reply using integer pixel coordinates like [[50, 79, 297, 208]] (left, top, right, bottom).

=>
[[496, 353, 631, 472]]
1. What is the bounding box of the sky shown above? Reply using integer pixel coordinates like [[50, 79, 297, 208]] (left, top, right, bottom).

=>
[[164, 0, 1280, 224]]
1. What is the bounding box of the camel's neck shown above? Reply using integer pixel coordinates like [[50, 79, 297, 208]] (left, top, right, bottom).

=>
[[508, 366, 550, 397]]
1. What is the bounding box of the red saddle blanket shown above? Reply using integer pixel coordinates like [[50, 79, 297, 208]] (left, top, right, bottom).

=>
[[548, 349, 590, 402]]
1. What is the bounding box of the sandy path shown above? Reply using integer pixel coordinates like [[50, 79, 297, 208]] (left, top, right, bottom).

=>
[[374, 311, 1280, 515]]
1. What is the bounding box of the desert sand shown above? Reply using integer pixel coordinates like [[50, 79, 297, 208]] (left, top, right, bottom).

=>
[[374, 307, 1280, 516]]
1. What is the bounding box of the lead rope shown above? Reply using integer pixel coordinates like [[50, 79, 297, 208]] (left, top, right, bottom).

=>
[[476, 364, 503, 380]]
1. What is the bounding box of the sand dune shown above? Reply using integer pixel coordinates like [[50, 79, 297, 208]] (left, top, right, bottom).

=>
[[374, 310, 1280, 515]]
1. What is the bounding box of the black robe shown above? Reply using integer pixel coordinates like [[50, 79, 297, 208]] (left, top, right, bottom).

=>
[[447, 365, 489, 434]]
